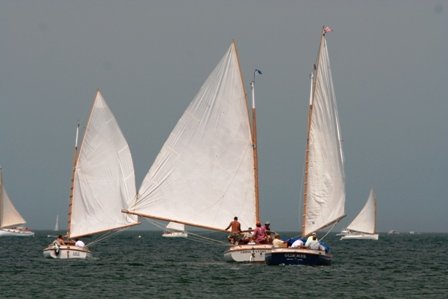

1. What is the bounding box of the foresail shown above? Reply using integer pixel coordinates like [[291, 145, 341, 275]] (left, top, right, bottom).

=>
[[69, 91, 138, 238], [0, 185, 26, 228], [346, 189, 376, 234], [130, 42, 257, 231], [303, 33, 345, 236]]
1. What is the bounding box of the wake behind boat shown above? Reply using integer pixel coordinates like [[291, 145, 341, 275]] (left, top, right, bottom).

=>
[[0, 168, 34, 237], [266, 26, 345, 266], [43, 91, 139, 259], [340, 189, 379, 240], [123, 42, 272, 262]]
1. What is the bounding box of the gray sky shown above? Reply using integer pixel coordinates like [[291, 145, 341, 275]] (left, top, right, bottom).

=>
[[1, 1, 447, 232]]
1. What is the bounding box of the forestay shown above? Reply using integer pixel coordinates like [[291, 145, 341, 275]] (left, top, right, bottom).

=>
[[303, 34, 345, 236], [129, 42, 257, 231], [69, 91, 138, 238]]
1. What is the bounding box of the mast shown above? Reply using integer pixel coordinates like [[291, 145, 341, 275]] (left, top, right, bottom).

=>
[[66, 122, 80, 237], [250, 68, 262, 222], [234, 40, 260, 224], [302, 30, 326, 237]]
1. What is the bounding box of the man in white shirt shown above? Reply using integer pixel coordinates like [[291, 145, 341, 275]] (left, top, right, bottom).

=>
[[75, 239, 85, 248]]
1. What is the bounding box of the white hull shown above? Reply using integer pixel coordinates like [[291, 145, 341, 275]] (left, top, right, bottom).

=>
[[223, 244, 273, 263], [162, 231, 188, 238], [0, 228, 35, 237], [340, 233, 378, 240], [43, 245, 92, 259]]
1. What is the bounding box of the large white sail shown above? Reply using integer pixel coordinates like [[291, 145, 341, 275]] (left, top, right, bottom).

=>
[[303, 32, 345, 236], [69, 91, 138, 238], [0, 170, 27, 228], [128, 42, 257, 231], [346, 189, 376, 234]]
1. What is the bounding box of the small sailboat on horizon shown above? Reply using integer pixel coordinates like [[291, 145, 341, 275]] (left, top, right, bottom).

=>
[[162, 222, 188, 238], [340, 189, 379, 240], [43, 91, 139, 259], [266, 26, 345, 266], [0, 168, 35, 237]]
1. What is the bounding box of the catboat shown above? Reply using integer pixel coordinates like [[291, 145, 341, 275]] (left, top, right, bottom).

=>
[[266, 26, 345, 266], [43, 91, 139, 259], [340, 189, 379, 240], [123, 42, 272, 262], [0, 168, 34, 237]]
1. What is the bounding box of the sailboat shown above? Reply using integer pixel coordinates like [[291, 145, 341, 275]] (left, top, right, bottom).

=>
[[0, 168, 35, 237], [123, 41, 272, 262], [266, 26, 345, 266], [43, 91, 139, 259], [54, 214, 59, 232], [340, 189, 379, 240], [162, 222, 188, 238]]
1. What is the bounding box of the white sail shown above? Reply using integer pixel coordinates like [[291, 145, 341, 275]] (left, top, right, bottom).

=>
[[166, 222, 185, 232], [346, 189, 376, 234], [128, 42, 257, 231], [0, 169, 27, 228], [303, 32, 345, 236], [69, 91, 138, 238], [54, 215, 59, 231]]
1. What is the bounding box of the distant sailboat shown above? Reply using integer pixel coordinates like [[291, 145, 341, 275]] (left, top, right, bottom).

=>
[[0, 168, 35, 237], [266, 26, 345, 266], [162, 222, 188, 238], [43, 91, 139, 259], [123, 42, 272, 262], [54, 214, 59, 232], [340, 189, 379, 240]]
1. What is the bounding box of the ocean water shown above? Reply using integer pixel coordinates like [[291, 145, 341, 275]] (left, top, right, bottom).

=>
[[0, 231, 447, 298]]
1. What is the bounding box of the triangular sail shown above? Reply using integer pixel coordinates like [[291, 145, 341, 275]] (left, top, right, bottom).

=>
[[0, 169, 27, 228], [69, 91, 138, 238], [303, 31, 345, 236], [346, 189, 376, 234], [128, 42, 257, 231], [166, 222, 185, 232]]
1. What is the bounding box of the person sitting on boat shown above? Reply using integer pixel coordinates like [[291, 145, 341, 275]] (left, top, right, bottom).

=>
[[75, 238, 85, 248], [305, 232, 321, 250], [263, 221, 273, 244], [252, 221, 267, 244], [54, 235, 65, 246], [240, 227, 253, 244], [272, 233, 287, 248], [290, 238, 305, 248], [225, 216, 242, 244]]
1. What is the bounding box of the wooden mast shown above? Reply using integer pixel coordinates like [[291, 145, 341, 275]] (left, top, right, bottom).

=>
[[233, 40, 260, 223], [302, 30, 326, 237], [66, 122, 80, 238]]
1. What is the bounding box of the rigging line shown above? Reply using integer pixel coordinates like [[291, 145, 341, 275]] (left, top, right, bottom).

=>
[[85, 229, 122, 247], [144, 218, 229, 247], [320, 221, 338, 241]]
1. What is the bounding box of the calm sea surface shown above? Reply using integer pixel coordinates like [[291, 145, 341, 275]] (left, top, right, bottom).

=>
[[1, 231, 447, 298]]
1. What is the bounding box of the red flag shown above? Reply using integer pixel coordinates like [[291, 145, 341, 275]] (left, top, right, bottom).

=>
[[323, 26, 333, 33]]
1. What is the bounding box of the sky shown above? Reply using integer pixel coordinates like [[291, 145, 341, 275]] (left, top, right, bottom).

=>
[[0, 1, 447, 233]]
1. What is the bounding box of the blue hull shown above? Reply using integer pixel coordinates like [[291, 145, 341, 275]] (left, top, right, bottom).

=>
[[265, 249, 331, 266]]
